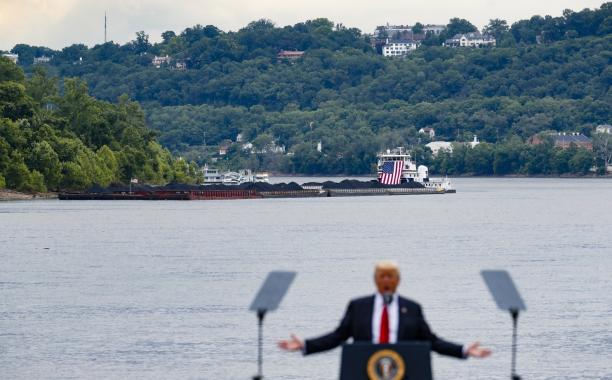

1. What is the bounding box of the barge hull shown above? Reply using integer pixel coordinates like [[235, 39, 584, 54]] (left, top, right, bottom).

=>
[[58, 193, 189, 200], [59, 187, 451, 200]]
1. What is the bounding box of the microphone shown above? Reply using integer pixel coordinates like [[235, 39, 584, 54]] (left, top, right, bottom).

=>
[[383, 292, 393, 305]]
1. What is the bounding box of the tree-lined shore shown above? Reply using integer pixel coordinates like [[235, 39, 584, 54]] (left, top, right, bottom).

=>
[[0, 59, 202, 193], [1, 3, 611, 190]]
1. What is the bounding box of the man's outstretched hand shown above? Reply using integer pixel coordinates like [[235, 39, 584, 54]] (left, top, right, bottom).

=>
[[466, 341, 492, 358], [278, 334, 304, 352]]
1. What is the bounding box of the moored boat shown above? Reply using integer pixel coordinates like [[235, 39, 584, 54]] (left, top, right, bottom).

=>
[[202, 165, 270, 185]]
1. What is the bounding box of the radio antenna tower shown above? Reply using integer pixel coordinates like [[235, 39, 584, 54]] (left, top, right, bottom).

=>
[[104, 12, 107, 43]]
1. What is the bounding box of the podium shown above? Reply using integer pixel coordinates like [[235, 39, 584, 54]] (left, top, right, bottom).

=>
[[340, 342, 432, 380]]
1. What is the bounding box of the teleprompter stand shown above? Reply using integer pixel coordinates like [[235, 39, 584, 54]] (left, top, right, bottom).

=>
[[481, 270, 527, 380], [249, 271, 296, 380]]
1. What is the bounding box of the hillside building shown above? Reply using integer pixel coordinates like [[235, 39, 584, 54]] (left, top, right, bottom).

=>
[[426, 141, 453, 156], [375, 24, 445, 40], [529, 132, 593, 151], [277, 50, 304, 60], [595, 124, 611, 134], [152, 55, 171, 68], [33, 56, 51, 64], [444, 32, 496, 47], [423, 24, 446, 35], [376, 24, 413, 37], [2, 53, 18, 64], [418, 127, 435, 139], [242, 141, 286, 154], [382, 39, 419, 57]]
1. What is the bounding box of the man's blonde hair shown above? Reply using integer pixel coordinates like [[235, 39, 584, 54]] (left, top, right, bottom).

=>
[[374, 260, 400, 274]]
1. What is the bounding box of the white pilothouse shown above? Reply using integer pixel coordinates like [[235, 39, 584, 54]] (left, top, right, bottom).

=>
[[377, 147, 454, 192]]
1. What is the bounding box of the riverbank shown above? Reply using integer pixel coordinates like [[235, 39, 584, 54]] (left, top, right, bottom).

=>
[[0, 190, 58, 201]]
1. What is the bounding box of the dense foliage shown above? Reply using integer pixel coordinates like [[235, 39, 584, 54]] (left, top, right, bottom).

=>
[[0, 58, 201, 192], [4, 3, 612, 176], [429, 139, 597, 176]]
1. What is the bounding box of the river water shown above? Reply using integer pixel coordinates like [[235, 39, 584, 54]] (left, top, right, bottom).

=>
[[1, 178, 611, 379]]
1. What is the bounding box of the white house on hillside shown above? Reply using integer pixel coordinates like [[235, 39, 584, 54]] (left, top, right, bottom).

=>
[[423, 25, 446, 35], [152, 55, 171, 67], [426, 141, 453, 156], [595, 124, 611, 134], [382, 39, 419, 57], [33, 56, 51, 64], [444, 32, 496, 47], [242, 141, 286, 154], [2, 53, 18, 64], [419, 127, 435, 138], [375, 24, 413, 38]]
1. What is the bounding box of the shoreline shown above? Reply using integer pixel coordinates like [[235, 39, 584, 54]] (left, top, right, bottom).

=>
[[0, 190, 58, 201]]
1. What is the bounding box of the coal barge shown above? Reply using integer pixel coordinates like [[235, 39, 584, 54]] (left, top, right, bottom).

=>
[[59, 148, 455, 200], [58, 180, 454, 201]]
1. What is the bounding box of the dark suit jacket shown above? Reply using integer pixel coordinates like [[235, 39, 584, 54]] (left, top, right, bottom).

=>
[[304, 295, 465, 358]]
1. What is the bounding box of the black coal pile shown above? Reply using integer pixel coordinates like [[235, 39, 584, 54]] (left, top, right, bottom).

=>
[[87, 183, 160, 193], [202, 182, 303, 191], [302, 179, 424, 189], [164, 182, 201, 191], [88, 181, 306, 192], [87, 179, 423, 194]]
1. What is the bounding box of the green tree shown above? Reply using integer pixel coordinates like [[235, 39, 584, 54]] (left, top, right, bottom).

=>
[[483, 19, 510, 42], [57, 78, 102, 145], [524, 143, 553, 174], [26, 170, 47, 192], [466, 143, 495, 175], [0, 56, 25, 82], [26, 67, 57, 104], [5, 152, 32, 191], [132, 31, 151, 54], [252, 133, 274, 151], [493, 140, 523, 175], [551, 147, 573, 174], [60, 161, 89, 190], [413, 23, 424, 34], [0, 81, 34, 120], [161, 30, 176, 43], [569, 148, 594, 174], [10, 44, 35, 66], [96, 145, 120, 185], [30, 141, 62, 189], [445, 18, 478, 38], [593, 132, 612, 172]]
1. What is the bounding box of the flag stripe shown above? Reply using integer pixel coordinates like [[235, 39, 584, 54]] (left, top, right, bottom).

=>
[[380, 160, 403, 185]]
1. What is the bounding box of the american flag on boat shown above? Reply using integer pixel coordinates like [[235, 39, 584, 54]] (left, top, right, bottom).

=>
[[380, 161, 404, 185]]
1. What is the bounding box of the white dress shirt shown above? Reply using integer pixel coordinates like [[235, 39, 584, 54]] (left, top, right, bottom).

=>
[[372, 292, 399, 344], [371, 292, 468, 356]]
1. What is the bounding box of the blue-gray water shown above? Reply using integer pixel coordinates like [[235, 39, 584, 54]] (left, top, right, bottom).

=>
[[1, 178, 612, 379]]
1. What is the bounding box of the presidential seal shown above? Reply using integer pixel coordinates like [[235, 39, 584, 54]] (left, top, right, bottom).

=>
[[366, 349, 405, 380]]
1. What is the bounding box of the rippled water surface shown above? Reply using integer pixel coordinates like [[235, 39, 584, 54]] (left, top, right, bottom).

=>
[[1, 178, 612, 379]]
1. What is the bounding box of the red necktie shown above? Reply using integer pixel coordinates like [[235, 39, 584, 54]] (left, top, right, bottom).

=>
[[379, 304, 389, 343]]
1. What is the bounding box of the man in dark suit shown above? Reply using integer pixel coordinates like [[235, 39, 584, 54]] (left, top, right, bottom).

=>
[[279, 260, 491, 359]]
